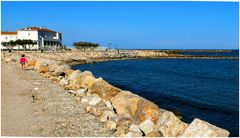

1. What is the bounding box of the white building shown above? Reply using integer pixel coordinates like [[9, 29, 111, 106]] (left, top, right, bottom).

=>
[[1, 27, 62, 50]]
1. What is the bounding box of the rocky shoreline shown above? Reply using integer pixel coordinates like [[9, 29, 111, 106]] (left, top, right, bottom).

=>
[[19, 50, 237, 66], [2, 50, 231, 137]]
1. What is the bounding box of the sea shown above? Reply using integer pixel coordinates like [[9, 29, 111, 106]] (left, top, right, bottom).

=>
[[72, 50, 239, 136]]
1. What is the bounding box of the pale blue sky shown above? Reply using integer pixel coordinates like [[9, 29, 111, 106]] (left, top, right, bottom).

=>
[[2, 1, 239, 49]]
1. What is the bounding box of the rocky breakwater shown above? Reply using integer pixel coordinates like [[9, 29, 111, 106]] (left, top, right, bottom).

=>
[[2, 52, 230, 137], [4, 50, 169, 65]]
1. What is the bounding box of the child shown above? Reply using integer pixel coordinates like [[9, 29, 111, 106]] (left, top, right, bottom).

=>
[[19, 54, 28, 70]]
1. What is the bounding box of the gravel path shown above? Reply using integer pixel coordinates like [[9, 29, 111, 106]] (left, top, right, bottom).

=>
[[1, 63, 114, 136]]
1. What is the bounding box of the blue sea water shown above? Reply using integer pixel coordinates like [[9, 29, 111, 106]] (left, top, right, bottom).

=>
[[180, 50, 239, 57], [72, 52, 239, 136]]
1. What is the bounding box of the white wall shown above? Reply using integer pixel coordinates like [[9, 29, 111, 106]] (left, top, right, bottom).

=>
[[17, 30, 39, 40], [0, 34, 18, 49], [0, 34, 17, 42]]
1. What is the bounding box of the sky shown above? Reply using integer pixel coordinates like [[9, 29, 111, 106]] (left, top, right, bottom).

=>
[[1, 1, 239, 49]]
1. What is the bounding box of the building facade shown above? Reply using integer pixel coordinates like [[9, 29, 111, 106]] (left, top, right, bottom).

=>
[[1, 27, 62, 50]]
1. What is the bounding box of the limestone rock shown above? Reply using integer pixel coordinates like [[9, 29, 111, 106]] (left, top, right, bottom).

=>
[[67, 90, 76, 95], [80, 75, 96, 88], [111, 91, 141, 119], [35, 58, 48, 70], [82, 70, 94, 77], [154, 111, 188, 137], [115, 126, 128, 136], [54, 64, 71, 76], [64, 70, 96, 90], [88, 95, 102, 106], [139, 119, 155, 135], [59, 78, 68, 86], [124, 132, 143, 137], [104, 100, 114, 111], [81, 95, 102, 106], [104, 121, 117, 130], [48, 64, 59, 72], [129, 124, 141, 133], [27, 60, 36, 67], [65, 69, 74, 78], [134, 100, 162, 124], [145, 131, 162, 137], [100, 110, 117, 122], [181, 118, 230, 137], [86, 105, 109, 117], [75, 88, 87, 97], [68, 70, 81, 80], [49, 76, 59, 84], [42, 72, 53, 78], [90, 79, 121, 100], [64, 78, 81, 91], [116, 118, 132, 129], [38, 66, 49, 74]]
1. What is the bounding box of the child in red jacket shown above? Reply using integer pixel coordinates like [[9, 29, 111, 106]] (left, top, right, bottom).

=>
[[19, 54, 28, 70]]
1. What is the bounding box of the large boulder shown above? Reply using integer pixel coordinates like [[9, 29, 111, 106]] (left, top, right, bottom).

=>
[[181, 118, 230, 137], [42, 72, 54, 78], [139, 119, 155, 135], [64, 78, 81, 90], [38, 66, 49, 74], [80, 75, 97, 88], [64, 70, 96, 90], [54, 64, 71, 76], [134, 100, 162, 124], [145, 131, 162, 137], [35, 58, 48, 70], [100, 110, 118, 122], [86, 104, 110, 117], [68, 70, 81, 80], [104, 121, 117, 130], [129, 124, 142, 133], [90, 79, 121, 100], [115, 126, 128, 136], [116, 118, 132, 128], [59, 77, 68, 87], [75, 88, 87, 97], [48, 64, 59, 72], [154, 111, 188, 137], [82, 70, 93, 77], [111, 91, 141, 119], [104, 100, 114, 111], [65, 69, 74, 78], [27, 60, 36, 67], [49, 76, 60, 84], [81, 94, 102, 106], [124, 132, 143, 137]]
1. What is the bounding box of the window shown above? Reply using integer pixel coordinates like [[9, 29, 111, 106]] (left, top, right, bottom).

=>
[[28, 33, 30, 36]]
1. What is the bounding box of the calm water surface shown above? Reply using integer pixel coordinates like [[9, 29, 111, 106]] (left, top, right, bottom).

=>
[[180, 50, 239, 57], [72, 57, 239, 136]]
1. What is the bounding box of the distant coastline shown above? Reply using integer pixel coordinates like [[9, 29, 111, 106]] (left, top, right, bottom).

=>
[[65, 49, 239, 66]]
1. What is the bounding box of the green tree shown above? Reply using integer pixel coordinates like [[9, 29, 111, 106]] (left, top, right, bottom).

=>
[[1, 40, 16, 50], [73, 41, 99, 51], [15, 39, 37, 51]]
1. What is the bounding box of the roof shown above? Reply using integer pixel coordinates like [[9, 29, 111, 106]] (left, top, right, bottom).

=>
[[18, 27, 57, 33], [1, 32, 17, 35]]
